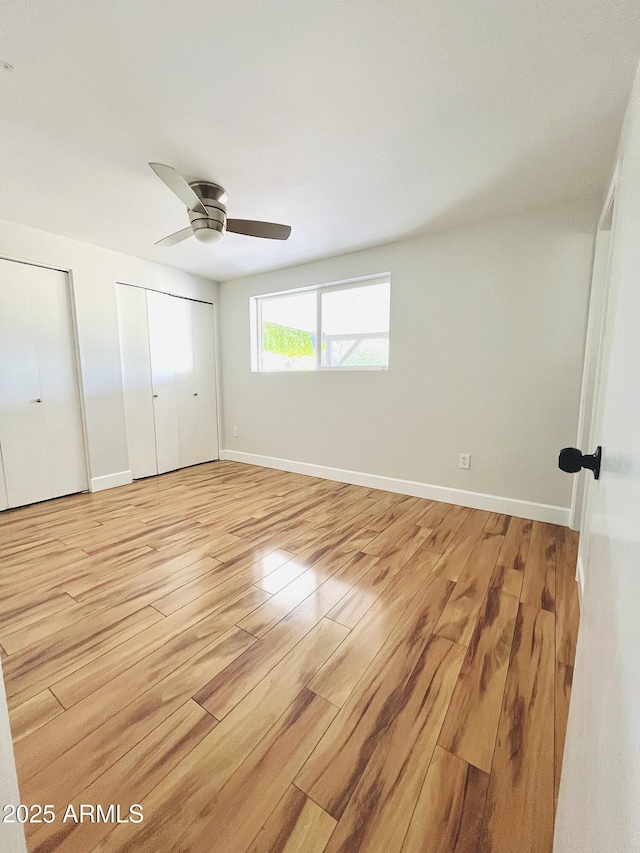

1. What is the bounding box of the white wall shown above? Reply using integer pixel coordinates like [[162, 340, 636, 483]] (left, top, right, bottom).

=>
[[219, 200, 598, 518], [0, 659, 26, 852], [0, 219, 217, 487]]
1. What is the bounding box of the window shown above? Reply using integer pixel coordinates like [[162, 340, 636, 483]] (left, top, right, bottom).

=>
[[251, 275, 390, 372]]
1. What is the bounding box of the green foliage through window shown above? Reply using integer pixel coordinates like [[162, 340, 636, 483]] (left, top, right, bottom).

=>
[[262, 322, 314, 358]]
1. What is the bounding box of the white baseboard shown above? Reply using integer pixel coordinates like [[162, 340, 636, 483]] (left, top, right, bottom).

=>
[[89, 470, 133, 493], [220, 450, 570, 526]]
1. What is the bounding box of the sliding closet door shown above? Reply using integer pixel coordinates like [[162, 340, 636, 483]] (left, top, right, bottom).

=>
[[0, 259, 87, 508]]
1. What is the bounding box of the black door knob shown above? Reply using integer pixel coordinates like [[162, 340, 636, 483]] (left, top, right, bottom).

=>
[[559, 446, 602, 479]]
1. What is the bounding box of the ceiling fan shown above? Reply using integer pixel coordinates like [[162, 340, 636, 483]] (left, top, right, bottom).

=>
[[149, 162, 292, 247]]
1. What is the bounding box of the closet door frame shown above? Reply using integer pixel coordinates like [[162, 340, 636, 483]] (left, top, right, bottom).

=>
[[0, 253, 91, 500], [116, 282, 222, 468]]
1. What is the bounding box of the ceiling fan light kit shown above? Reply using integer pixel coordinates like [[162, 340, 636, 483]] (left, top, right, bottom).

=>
[[188, 182, 227, 243], [149, 163, 291, 247]]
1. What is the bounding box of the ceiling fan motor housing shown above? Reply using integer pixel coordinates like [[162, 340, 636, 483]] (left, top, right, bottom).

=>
[[188, 181, 227, 243]]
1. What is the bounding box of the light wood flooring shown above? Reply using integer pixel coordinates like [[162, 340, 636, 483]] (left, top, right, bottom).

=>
[[0, 461, 580, 853]]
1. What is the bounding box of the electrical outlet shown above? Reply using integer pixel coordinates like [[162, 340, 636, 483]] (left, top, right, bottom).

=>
[[232, 426, 239, 437], [459, 453, 470, 470]]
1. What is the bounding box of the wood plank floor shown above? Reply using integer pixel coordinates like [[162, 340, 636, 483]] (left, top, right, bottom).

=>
[[0, 461, 580, 853]]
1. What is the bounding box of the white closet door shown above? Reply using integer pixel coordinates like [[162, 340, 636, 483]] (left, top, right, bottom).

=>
[[116, 284, 158, 479], [0, 261, 51, 506], [176, 299, 219, 468], [120, 288, 219, 478], [147, 290, 181, 474], [31, 266, 87, 498], [0, 259, 86, 508]]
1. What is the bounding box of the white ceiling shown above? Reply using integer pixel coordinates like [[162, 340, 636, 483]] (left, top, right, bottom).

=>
[[1, 0, 639, 281]]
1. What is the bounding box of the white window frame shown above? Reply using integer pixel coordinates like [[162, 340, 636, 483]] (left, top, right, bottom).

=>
[[250, 273, 391, 373]]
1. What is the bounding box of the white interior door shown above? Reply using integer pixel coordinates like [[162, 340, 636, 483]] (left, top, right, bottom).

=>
[[569, 226, 611, 533], [116, 284, 158, 479], [0, 259, 86, 508], [554, 72, 640, 853]]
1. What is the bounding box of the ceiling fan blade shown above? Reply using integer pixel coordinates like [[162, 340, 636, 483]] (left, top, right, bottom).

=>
[[155, 227, 194, 247], [149, 162, 208, 216], [226, 219, 292, 240]]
